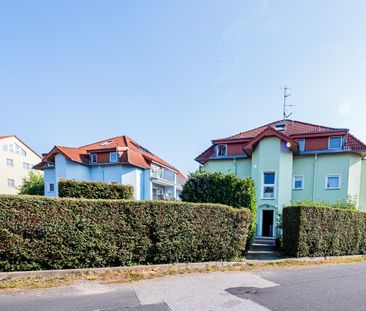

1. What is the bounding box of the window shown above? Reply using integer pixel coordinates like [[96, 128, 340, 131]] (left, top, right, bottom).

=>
[[90, 154, 97, 163], [23, 162, 31, 170], [3, 143, 26, 156], [7, 179, 15, 188], [215, 144, 227, 157], [110, 152, 118, 163], [296, 139, 305, 152], [6, 159, 14, 167], [326, 174, 341, 189], [275, 123, 286, 131], [329, 136, 343, 149], [293, 175, 304, 190], [48, 183, 55, 192], [262, 172, 276, 199]]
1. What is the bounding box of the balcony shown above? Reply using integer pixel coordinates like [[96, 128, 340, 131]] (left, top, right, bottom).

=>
[[151, 166, 176, 183]]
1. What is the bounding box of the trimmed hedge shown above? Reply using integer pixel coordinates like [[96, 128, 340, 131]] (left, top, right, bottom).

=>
[[0, 195, 251, 271], [283, 205, 366, 257], [58, 180, 134, 200], [180, 171, 256, 250]]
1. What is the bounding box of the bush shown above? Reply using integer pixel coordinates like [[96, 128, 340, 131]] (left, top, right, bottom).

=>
[[18, 172, 44, 196], [58, 180, 134, 200], [180, 171, 256, 250], [291, 195, 357, 210], [0, 195, 251, 271], [283, 205, 366, 257]]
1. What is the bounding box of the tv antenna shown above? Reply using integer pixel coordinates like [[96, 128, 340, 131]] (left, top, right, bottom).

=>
[[281, 85, 294, 120]]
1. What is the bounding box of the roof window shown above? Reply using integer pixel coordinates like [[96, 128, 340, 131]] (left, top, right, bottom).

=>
[[274, 123, 286, 131], [100, 140, 113, 146]]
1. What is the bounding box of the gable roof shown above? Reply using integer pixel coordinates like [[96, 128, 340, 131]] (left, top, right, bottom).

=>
[[214, 119, 348, 142], [0, 135, 42, 158], [242, 126, 299, 155], [35, 136, 184, 178], [196, 119, 366, 164]]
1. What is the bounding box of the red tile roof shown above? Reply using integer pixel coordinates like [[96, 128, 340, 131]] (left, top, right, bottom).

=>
[[196, 119, 366, 164], [215, 119, 348, 141], [35, 136, 185, 178]]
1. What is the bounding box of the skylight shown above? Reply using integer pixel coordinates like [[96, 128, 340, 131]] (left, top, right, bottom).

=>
[[100, 140, 113, 146], [275, 123, 286, 131]]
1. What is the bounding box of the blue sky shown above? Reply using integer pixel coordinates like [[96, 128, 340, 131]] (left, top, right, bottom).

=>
[[1, 1, 366, 174]]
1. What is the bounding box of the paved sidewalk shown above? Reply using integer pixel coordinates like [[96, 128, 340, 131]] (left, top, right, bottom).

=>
[[0, 271, 276, 311], [2, 263, 366, 310]]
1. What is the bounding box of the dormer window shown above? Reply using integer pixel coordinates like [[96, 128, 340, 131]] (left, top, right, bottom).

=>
[[328, 136, 343, 150], [91, 154, 97, 163], [215, 144, 227, 157], [110, 152, 118, 163]]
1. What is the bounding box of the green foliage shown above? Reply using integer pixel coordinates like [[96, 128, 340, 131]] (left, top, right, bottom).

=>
[[291, 195, 357, 211], [180, 171, 256, 250], [58, 180, 134, 200], [18, 172, 44, 196], [283, 205, 366, 257], [0, 195, 251, 271]]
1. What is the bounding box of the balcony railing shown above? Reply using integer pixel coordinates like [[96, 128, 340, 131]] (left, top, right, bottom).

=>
[[151, 166, 175, 183]]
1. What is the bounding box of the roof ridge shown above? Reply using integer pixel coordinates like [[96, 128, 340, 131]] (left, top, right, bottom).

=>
[[218, 119, 349, 141], [56, 145, 81, 149], [220, 120, 281, 141]]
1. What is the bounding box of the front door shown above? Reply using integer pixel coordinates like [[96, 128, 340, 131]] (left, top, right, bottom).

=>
[[262, 210, 274, 237]]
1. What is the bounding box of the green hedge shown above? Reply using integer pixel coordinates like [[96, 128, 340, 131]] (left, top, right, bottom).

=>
[[180, 171, 256, 250], [58, 180, 134, 200], [283, 205, 366, 257], [0, 195, 251, 271]]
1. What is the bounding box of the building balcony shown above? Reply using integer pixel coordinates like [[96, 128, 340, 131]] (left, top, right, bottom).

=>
[[151, 167, 176, 184]]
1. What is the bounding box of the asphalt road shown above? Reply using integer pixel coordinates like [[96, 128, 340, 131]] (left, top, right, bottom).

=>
[[1, 262, 366, 311]]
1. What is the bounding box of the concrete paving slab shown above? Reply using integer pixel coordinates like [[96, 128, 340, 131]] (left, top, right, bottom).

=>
[[134, 271, 278, 311]]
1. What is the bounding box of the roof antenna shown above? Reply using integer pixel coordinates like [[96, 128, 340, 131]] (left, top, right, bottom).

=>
[[281, 85, 294, 120]]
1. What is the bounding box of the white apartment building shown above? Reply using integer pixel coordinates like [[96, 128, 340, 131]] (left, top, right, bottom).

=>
[[0, 136, 42, 194]]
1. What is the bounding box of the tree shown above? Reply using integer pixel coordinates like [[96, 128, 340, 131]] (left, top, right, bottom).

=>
[[18, 172, 44, 195]]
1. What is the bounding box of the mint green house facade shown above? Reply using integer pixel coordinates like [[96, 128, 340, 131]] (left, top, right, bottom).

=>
[[196, 120, 366, 238]]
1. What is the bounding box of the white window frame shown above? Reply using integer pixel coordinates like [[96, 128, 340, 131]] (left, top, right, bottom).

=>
[[23, 162, 31, 170], [110, 152, 118, 163], [296, 139, 305, 152], [6, 158, 14, 167], [261, 171, 276, 200], [48, 183, 55, 192], [7, 179, 15, 188], [328, 136, 343, 150], [91, 154, 97, 163], [215, 144, 227, 157], [293, 175, 304, 190], [325, 174, 341, 190]]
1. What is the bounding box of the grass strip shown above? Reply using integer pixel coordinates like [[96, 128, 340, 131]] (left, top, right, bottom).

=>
[[1, 256, 366, 291]]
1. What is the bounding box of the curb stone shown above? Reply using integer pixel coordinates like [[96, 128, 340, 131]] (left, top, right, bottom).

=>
[[1, 255, 365, 281]]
